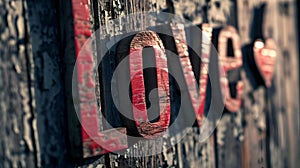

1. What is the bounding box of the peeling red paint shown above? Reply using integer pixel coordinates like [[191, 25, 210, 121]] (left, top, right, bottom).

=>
[[171, 23, 211, 126], [129, 31, 171, 139], [71, 0, 127, 158]]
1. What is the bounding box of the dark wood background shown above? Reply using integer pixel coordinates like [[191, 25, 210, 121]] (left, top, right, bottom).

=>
[[0, 0, 299, 167]]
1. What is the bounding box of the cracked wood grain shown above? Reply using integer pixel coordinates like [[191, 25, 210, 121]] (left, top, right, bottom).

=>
[[252, 39, 277, 168]]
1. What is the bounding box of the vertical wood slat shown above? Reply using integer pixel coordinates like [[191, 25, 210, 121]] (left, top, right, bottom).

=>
[[262, 4, 283, 166], [265, 1, 299, 167], [0, 0, 38, 167], [205, 1, 245, 167], [273, 1, 300, 167], [214, 25, 244, 168], [94, 1, 170, 167], [25, 0, 74, 167], [239, 1, 272, 167], [237, 0, 300, 168], [237, 1, 265, 168]]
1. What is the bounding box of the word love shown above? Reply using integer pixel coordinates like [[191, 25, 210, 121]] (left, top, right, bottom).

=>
[[73, 20, 276, 158], [75, 24, 244, 157]]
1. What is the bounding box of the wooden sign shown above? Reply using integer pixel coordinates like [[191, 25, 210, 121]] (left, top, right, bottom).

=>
[[72, 0, 127, 158], [69, 0, 273, 158], [253, 39, 277, 88], [218, 26, 243, 112], [129, 31, 171, 139]]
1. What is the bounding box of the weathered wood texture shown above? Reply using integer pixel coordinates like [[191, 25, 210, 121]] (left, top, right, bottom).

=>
[[83, 0, 236, 168], [212, 24, 244, 168], [0, 1, 38, 167], [25, 0, 69, 167], [237, 0, 300, 168], [71, 0, 128, 158], [79, 0, 299, 167], [0, 0, 299, 168]]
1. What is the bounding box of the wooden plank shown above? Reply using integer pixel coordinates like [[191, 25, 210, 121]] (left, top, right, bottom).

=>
[[170, 22, 218, 168], [273, 0, 300, 167], [237, 1, 300, 168], [25, 0, 77, 167], [212, 25, 244, 168], [237, 2, 268, 167], [0, 0, 38, 167]]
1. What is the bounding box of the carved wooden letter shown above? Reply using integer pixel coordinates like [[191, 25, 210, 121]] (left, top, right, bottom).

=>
[[129, 31, 171, 139], [218, 26, 243, 112], [171, 23, 213, 126], [72, 0, 127, 158], [253, 39, 277, 88]]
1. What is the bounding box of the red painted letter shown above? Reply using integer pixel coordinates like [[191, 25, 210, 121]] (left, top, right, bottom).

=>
[[218, 26, 243, 112], [72, 0, 127, 158], [171, 23, 213, 126], [129, 31, 171, 139]]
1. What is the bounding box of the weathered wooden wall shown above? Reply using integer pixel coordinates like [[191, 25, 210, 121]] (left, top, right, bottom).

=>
[[0, 0, 299, 168]]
